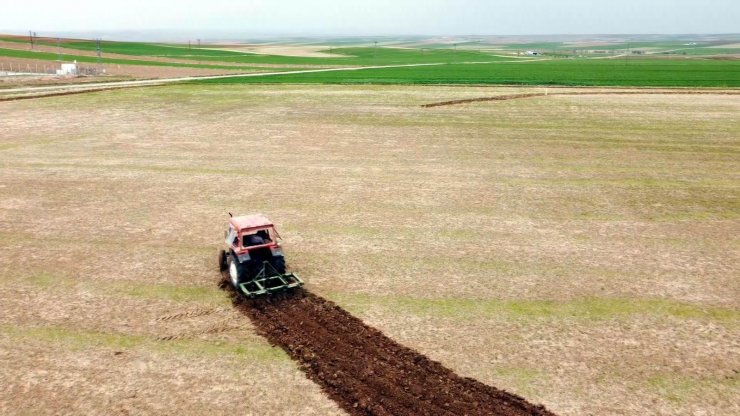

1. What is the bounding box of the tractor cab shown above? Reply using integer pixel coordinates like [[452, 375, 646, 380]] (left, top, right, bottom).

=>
[[219, 214, 302, 297], [226, 217, 280, 251]]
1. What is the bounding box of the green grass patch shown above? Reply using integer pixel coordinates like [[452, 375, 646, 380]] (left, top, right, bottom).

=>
[[0, 47, 278, 72], [646, 372, 739, 404], [118, 282, 227, 306], [493, 366, 545, 397], [0, 230, 32, 244], [1, 325, 144, 349], [39, 40, 257, 59], [3, 160, 284, 178], [0, 324, 287, 361], [0, 37, 508, 66], [25, 272, 77, 288], [166, 338, 287, 361], [331, 293, 739, 322], [14, 270, 227, 306]]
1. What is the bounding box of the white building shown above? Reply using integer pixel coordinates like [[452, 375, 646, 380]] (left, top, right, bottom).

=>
[[56, 61, 78, 76]]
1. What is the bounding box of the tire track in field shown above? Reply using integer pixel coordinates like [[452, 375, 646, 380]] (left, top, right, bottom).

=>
[[421, 89, 740, 107], [421, 92, 545, 107], [222, 277, 554, 416]]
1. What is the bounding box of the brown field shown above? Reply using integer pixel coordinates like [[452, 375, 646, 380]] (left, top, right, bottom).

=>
[[0, 40, 348, 88], [0, 84, 738, 415], [0, 55, 257, 88], [208, 44, 347, 58], [0, 40, 350, 71]]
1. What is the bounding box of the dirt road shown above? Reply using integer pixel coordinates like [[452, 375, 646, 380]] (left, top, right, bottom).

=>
[[0, 62, 449, 99]]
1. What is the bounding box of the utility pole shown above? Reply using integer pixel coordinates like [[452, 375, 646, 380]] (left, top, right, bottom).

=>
[[29, 30, 34, 50], [625, 42, 630, 66], [374, 41, 378, 60], [189, 40, 191, 50], [197, 39, 201, 47], [96, 38, 102, 72]]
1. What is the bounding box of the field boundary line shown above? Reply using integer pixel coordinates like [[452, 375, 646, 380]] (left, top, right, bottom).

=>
[[421, 89, 740, 107], [0, 62, 456, 98]]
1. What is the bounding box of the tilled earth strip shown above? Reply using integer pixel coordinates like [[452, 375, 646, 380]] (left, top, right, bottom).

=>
[[228, 285, 554, 416]]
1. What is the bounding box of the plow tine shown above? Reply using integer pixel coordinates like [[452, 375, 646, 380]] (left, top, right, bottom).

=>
[[237, 263, 303, 298]]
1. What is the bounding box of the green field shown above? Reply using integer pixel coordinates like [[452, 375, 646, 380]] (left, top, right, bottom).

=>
[[1, 35, 738, 87], [0, 36, 508, 66], [190, 58, 740, 87]]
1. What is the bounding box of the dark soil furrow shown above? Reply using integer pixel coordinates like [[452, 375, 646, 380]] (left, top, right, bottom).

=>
[[247, 302, 421, 415], [281, 291, 501, 412], [294, 291, 541, 412], [222, 278, 555, 416], [250, 296, 456, 416]]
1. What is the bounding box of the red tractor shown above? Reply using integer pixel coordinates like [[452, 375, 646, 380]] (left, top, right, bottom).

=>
[[218, 214, 303, 297]]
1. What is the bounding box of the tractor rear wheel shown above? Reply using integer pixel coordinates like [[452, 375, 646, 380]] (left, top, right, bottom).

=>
[[271, 256, 286, 274], [227, 255, 243, 289]]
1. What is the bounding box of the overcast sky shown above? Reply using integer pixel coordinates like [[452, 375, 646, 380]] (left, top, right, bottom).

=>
[[1, 0, 738, 38]]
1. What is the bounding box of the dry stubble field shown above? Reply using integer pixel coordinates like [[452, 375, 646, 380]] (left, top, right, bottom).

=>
[[0, 84, 738, 415]]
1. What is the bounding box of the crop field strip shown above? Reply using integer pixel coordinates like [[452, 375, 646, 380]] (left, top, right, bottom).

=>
[[189, 59, 740, 87], [0, 47, 293, 72], [0, 36, 510, 66], [3, 35, 738, 88]]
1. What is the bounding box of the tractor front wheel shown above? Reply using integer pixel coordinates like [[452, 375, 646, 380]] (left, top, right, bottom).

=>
[[218, 250, 227, 271]]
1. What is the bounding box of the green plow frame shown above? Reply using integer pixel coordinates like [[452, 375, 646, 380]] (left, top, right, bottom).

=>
[[238, 261, 304, 298]]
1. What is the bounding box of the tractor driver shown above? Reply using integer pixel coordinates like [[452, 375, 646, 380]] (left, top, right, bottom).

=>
[[256, 229, 272, 243], [243, 230, 272, 247]]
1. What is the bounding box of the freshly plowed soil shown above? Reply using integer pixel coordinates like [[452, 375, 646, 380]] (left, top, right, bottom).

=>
[[226, 282, 554, 416]]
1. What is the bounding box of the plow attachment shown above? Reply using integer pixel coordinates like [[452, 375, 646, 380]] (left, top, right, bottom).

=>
[[238, 261, 304, 298]]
